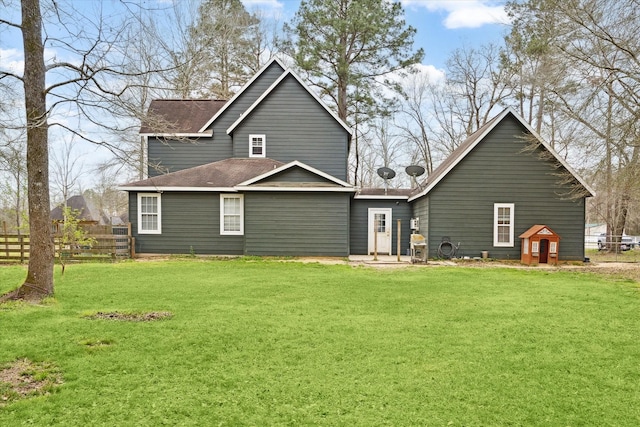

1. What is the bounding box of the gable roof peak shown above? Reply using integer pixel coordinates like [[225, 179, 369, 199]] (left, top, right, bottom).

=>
[[225, 69, 353, 136], [196, 57, 289, 133], [408, 106, 595, 201]]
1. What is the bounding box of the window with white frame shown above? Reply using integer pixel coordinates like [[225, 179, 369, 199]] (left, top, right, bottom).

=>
[[493, 203, 514, 247], [220, 194, 244, 235], [138, 193, 161, 234], [249, 134, 265, 158]]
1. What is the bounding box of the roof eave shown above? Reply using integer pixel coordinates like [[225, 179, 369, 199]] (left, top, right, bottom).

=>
[[140, 131, 213, 138], [354, 194, 409, 200], [118, 186, 237, 192]]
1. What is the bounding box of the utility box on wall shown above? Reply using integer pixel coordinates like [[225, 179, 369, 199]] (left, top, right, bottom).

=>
[[519, 225, 560, 265]]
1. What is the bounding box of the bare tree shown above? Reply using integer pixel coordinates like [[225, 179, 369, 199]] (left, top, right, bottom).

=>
[[0, 129, 28, 234], [0, 0, 178, 300], [445, 43, 513, 137], [83, 169, 128, 224], [529, 0, 638, 248], [0, 0, 56, 299], [50, 138, 84, 207], [396, 71, 438, 175]]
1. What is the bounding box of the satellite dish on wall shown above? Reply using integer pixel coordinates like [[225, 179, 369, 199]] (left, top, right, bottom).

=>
[[405, 165, 426, 190], [376, 167, 396, 195]]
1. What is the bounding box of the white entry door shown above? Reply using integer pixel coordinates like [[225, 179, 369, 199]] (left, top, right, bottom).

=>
[[368, 208, 392, 255]]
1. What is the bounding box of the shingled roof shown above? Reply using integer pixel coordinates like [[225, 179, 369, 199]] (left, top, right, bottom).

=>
[[120, 158, 285, 190], [50, 195, 109, 224], [139, 99, 227, 134]]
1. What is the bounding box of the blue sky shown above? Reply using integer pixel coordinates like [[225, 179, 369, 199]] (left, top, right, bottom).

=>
[[242, 0, 511, 69], [1, 0, 511, 90]]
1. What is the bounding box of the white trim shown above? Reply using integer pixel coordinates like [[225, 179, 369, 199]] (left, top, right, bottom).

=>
[[142, 135, 149, 180], [198, 57, 288, 133], [119, 184, 353, 193], [354, 195, 409, 200], [140, 132, 213, 138], [235, 186, 355, 192], [238, 160, 352, 188], [137, 193, 162, 234], [226, 70, 352, 136], [408, 107, 595, 201], [249, 134, 266, 158], [119, 186, 237, 192], [493, 203, 514, 247], [220, 194, 244, 235]]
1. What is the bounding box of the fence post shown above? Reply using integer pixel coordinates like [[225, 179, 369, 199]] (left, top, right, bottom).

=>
[[3, 221, 8, 258], [19, 235, 24, 263], [130, 236, 136, 259], [397, 219, 401, 262]]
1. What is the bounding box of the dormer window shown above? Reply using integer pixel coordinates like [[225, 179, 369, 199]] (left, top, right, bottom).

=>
[[249, 134, 266, 158]]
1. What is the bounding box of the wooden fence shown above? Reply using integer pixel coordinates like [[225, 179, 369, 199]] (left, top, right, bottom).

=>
[[1, 225, 133, 263]]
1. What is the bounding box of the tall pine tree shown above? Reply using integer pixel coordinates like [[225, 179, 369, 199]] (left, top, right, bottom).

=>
[[281, 0, 423, 184], [189, 0, 260, 99]]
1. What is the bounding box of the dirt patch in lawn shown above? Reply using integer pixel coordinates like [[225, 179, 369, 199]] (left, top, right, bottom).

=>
[[569, 262, 640, 283], [0, 358, 63, 406], [83, 311, 173, 321]]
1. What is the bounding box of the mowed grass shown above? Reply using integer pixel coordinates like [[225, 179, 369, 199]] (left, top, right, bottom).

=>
[[0, 260, 639, 426]]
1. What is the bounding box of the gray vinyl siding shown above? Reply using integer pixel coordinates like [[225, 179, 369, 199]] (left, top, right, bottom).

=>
[[231, 75, 349, 181], [129, 192, 243, 255], [244, 192, 350, 256], [411, 197, 429, 255], [350, 199, 412, 255], [424, 114, 586, 261], [147, 136, 229, 177], [259, 167, 335, 184], [146, 62, 285, 176]]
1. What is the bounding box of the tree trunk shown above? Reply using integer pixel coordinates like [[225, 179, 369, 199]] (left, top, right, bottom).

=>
[[17, 0, 54, 300]]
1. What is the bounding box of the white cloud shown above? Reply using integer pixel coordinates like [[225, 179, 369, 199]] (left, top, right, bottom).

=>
[[0, 48, 24, 75], [401, 0, 510, 29], [408, 63, 446, 85], [241, 0, 284, 9]]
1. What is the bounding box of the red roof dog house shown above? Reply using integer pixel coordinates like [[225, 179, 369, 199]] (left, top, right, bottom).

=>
[[519, 225, 560, 265]]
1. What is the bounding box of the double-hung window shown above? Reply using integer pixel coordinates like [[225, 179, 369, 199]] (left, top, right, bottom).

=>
[[493, 203, 514, 247], [138, 193, 161, 234], [249, 134, 266, 158], [220, 194, 243, 235]]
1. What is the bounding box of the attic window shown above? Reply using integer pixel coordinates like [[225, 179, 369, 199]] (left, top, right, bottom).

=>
[[249, 134, 265, 158]]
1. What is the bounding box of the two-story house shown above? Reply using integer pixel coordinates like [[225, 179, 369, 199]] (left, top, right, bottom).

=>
[[120, 58, 594, 262]]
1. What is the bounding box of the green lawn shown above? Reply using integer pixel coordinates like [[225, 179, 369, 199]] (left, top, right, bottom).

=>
[[1, 260, 639, 426]]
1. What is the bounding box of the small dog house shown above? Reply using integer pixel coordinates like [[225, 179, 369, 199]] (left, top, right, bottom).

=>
[[519, 225, 560, 265]]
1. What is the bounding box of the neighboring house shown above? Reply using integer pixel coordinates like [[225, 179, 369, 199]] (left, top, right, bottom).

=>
[[585, 223, 607, 248], [51, 195, 110, 230], [120, 58, 593, 261]]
